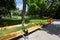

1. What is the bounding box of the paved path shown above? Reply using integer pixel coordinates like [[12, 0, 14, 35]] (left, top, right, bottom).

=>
[[12, 19, 60, 40]]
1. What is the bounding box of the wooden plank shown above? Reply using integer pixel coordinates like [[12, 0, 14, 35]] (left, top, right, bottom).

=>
[[28, 25, 42, 33], [0, 24, 28, 30], [0, 21, 51, 40], [0, 25, 42, 40], [0, 30, 25, 40]]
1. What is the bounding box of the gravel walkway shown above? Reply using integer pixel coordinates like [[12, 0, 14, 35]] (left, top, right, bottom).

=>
[[12, 19, 60, 40]]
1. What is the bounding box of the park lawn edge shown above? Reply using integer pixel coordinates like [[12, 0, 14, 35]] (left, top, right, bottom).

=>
[[0, 18, 53, 37], [0, 25, 42, 40], [0, 21, 51, 37], [0, 21, 53, 40]]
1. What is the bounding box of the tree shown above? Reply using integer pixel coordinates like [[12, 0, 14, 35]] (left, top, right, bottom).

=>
[[27, 0, 47, 18], [13, 8, 22, 16], [47, 0, 60, 18], [54, 0, 60, 18], [21, 0, 26, 26], [0, 0, 16, 19], [27, 0, 40, 16]]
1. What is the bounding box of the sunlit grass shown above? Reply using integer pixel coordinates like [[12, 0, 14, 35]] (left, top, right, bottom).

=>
[[2, 16, 21, 20], [29, 19, 47, 23], [0, 16, 48, 36], [0, 27, 22, 37], [0, 16, 48, 27]]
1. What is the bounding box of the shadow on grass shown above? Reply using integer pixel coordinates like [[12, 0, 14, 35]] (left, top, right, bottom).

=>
[[0, 17, 47, 27], [0, 19, 30, 27], [29, 16, 47, 20], [0, 19, 21, 27], [41, 24, 60, 37]]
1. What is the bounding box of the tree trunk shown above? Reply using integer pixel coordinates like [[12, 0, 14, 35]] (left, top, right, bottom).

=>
[[10, 10, 13, 18], [21, 0, 26, 26], [0, 15, 2, 19]]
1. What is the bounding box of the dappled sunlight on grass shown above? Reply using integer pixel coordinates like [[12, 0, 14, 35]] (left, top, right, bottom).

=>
[[0, 18, 48, 37], [0, 27, 22, 37], [0, 16, 48, 27], [2, 16, 21, 20]]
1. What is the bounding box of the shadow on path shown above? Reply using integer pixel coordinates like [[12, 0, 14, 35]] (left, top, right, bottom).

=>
[[42, 24, 60, 37], [11, 19, 60, 40]]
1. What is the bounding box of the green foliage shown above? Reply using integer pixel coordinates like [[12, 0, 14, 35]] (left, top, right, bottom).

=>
[[0, 0, 16, 10], [48, 0, 60, 18], [27, 0, 60, 18], [27, 0, 48, 17], [12, 8, 22, 16], [0, 16, 47, 27], [0, 27, 22, 37], [0, 0, 16, 16]]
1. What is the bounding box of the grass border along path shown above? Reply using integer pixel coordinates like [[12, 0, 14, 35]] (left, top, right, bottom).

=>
[[0, 23, 51, 40], [0, 21, 51, 40], [0, 25, 41, 40], [0, 30, 25, 40], [0, 18, 53, 40], [0, 18, 48, 37], [0, 24, 22, 30], [0, 22, 41, 37]]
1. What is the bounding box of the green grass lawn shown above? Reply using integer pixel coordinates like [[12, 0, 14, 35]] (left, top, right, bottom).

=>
[[0, 19, 47, 37], [0, 16, 30, 27], [0, 27, 22, 37], [0, 16, 47, 27], [0, 24, 32, 37], [29, 19, 47, 23], [0, 16, 48, 36]]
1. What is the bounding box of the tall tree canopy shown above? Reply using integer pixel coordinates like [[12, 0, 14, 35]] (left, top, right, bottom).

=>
[[27, 0, 48, 17], [27, 0, 60, 18], [48, 0, 60, 18], [0, 0, 16, 18]]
